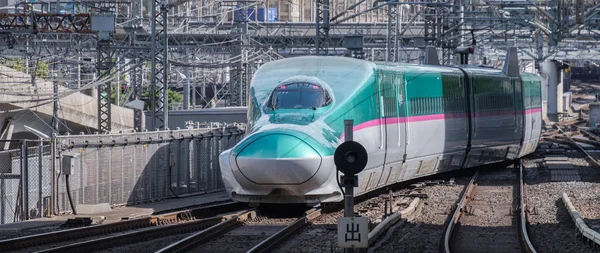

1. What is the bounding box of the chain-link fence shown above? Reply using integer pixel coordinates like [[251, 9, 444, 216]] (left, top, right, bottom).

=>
[[53, 126, 245, 213], [0, 140, 52, 224]]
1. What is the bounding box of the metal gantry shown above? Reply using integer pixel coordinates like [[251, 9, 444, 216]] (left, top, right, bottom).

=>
[[228, 2, 250, 107]]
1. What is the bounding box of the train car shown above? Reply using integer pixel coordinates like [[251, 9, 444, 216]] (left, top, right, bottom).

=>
[[218, 47, 542, 204]]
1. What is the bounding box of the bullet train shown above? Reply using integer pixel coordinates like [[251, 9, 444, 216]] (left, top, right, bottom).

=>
[[218, 47, 542, 204]]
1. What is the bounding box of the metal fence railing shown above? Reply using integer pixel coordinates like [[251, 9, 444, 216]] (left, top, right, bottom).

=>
[[0, 140, 52, 224], [53, 126, 245, 214], [0, 125, 245, 225]]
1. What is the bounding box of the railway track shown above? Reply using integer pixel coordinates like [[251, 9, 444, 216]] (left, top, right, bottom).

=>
[[0, 202, 248, 253], [156, 207, 322, 253], [441, 162, 536, 253], [539, 123, 600, 251], [548, 124, 600, 169]]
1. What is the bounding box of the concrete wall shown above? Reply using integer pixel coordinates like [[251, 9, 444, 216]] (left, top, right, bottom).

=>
[[542, 60, 563, 118], [0, 64, 136, 134], [563, 92, 572, 113], [563, 71, 571, 92]]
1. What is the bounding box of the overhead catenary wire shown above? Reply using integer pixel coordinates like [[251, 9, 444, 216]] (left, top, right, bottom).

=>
[[0, 55, 131, 97], [0, 61, 141, 115]]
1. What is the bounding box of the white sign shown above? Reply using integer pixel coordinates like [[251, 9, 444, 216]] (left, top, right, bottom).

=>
[[337, 216, 369, 248]]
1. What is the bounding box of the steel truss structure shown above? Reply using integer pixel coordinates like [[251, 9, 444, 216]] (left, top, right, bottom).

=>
[[316, 0, 330, 55], [387, 3, 398, 62], [96, 41, 115, 133], [150, 1, 168, 130], [1, 0, 600, 132]]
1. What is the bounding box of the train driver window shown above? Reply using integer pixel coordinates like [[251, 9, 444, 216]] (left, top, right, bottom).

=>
[[267, 83, 331, 110]]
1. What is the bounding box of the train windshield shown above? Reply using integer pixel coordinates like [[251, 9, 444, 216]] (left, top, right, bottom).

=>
[[268, 83, 331, 110]]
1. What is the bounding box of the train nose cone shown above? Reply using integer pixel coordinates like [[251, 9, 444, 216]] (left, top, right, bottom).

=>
[[235, 133, 322, 184]]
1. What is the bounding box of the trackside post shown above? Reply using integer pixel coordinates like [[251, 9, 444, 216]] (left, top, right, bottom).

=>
[[335, 119, 369, 252]]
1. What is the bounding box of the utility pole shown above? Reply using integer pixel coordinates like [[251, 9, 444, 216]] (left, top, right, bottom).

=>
[[116, 56, 120, 106], [184, 19, 190, 110], [184, 53, 191, 109], [52, 71, 59, 136]]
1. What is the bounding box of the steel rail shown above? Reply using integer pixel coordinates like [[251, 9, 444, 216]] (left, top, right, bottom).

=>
[[554, 124, 600, 169], [440, 162, 537, 253], [154, 210, 257, 253], [579, 128, 600, 142], [246, 207, 322, 253], [518, 161, 537, 253], [0, 201, 245, 252], [35, 215, 230, 253], [440, 169, 479, 253]]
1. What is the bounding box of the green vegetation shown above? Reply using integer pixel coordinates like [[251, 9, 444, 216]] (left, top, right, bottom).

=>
[[141, 88, 184, 110], [7, 59, 49, 79]]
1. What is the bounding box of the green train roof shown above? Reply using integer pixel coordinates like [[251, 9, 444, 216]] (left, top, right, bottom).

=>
[[252, 56, 539, 106], [374, 61, 465, 76], [251, 56, 377, 106]]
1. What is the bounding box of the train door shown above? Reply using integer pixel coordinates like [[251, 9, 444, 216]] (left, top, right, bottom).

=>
[[520, 77, 532, 155], [530, 79, 542, 147], [386, 74, 405, 164], [377, 72, 389, 167], [519, 76, 541, 157], [359, 71, 386, 191], [377, 72, 405, 186], [395, 74, 407, 164], [511, 77, 524, 159]]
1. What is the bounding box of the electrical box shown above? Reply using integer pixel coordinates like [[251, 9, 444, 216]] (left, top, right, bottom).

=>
[[91, 14, 115, 41], [343, 35, 363, 51], [61, 155, 75, 175]]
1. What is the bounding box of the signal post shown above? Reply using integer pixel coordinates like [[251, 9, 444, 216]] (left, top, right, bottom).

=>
[[335, 120, 369, 252]]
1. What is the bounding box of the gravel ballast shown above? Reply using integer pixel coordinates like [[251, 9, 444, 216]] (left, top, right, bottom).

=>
[[524, 152, 598, 253]]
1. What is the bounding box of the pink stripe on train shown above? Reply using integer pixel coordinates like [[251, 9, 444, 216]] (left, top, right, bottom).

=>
[[406, 113, 467, 122], [339, 113, 467, 139], [525, 108, 542, 114], [338, 108, 541, 140]]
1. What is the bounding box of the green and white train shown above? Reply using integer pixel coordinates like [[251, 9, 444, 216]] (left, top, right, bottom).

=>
[[219, 48, 542, 204]]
